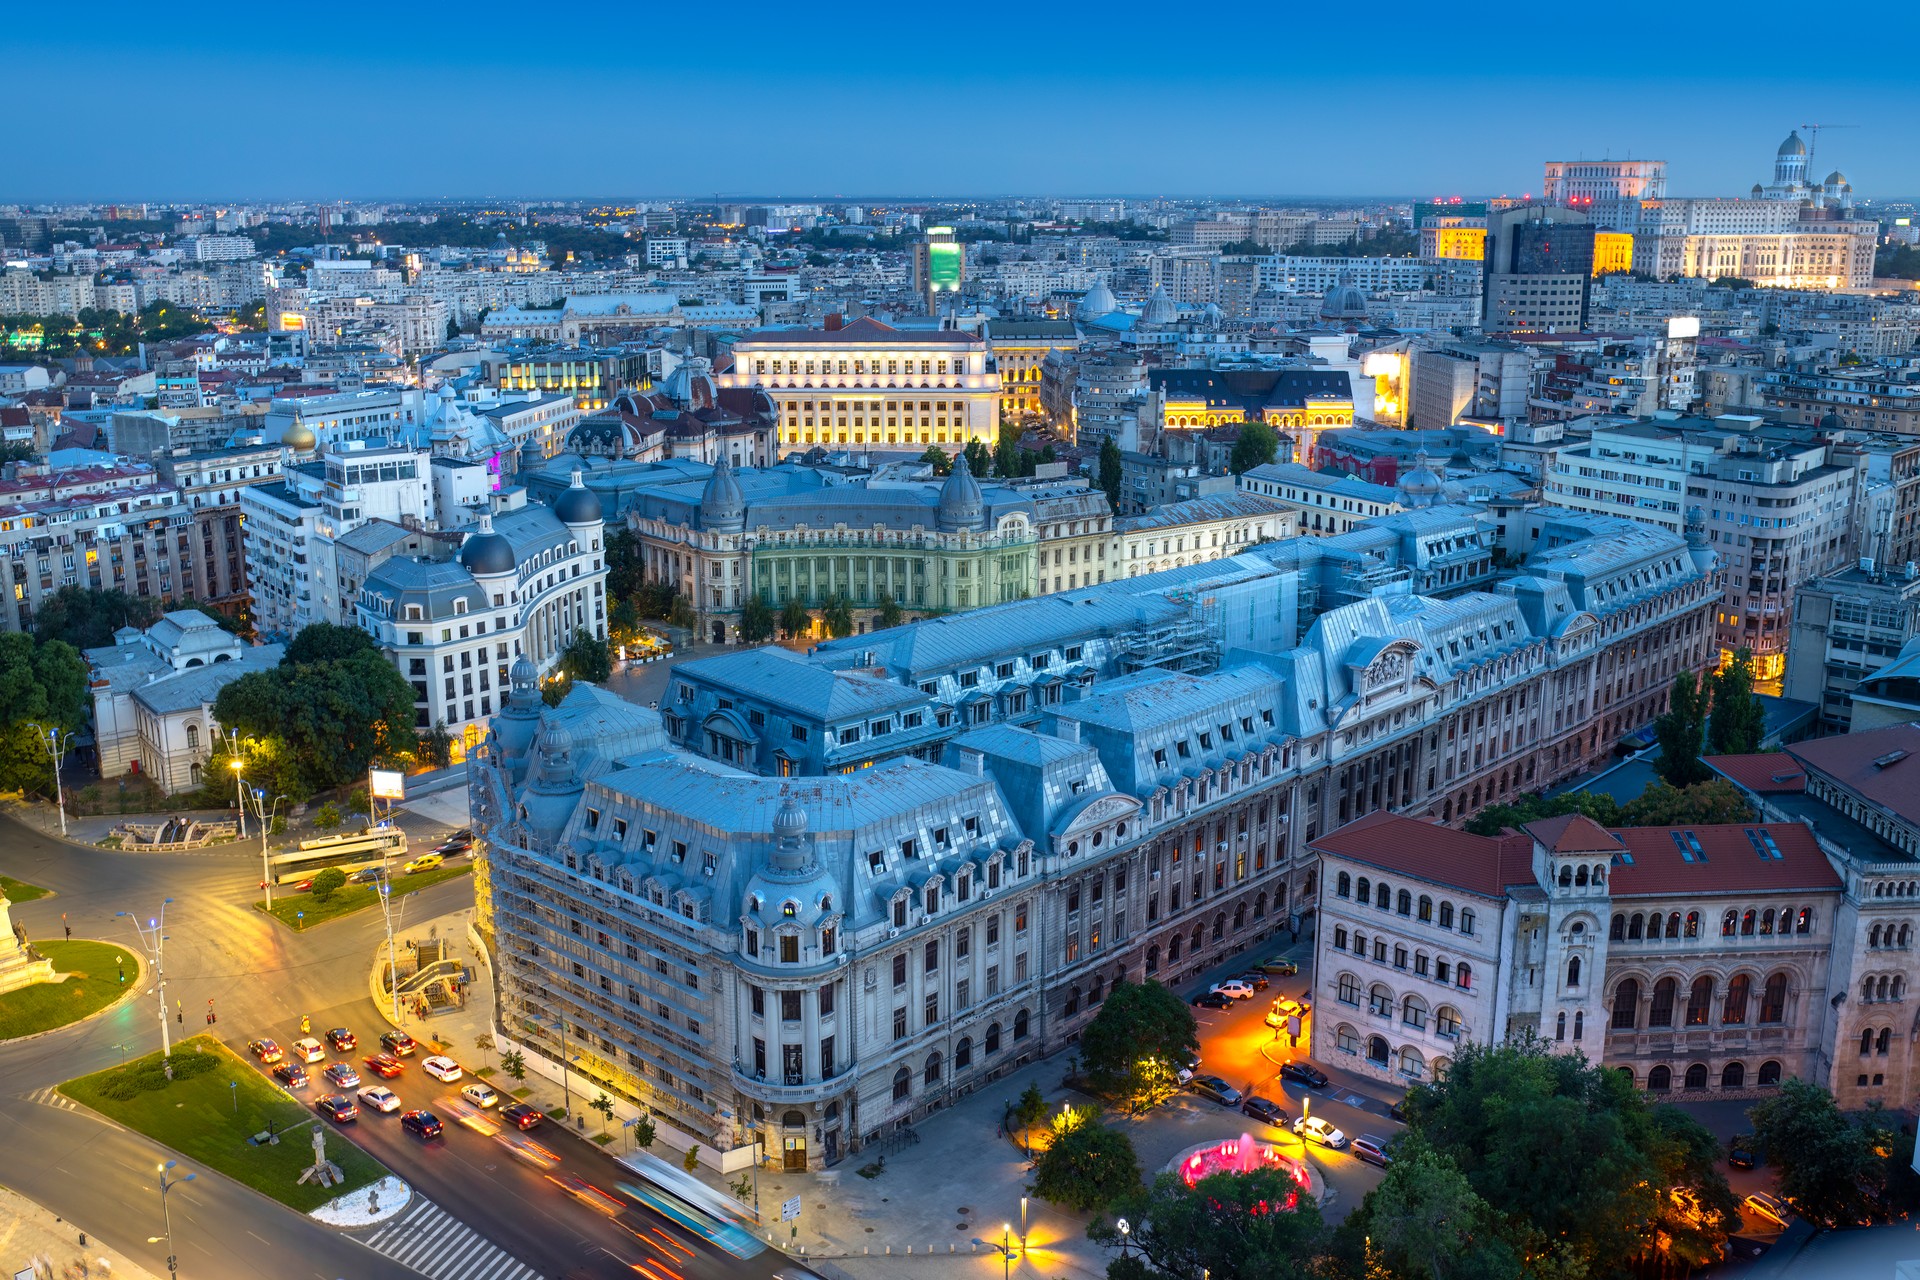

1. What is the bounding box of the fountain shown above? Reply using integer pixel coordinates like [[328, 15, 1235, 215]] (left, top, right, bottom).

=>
[[1176, 1133, 1310, 1207]]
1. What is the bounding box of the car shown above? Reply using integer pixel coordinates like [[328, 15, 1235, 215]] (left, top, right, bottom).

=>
[[1743, 1191, 1790, 1227], [292, 879, 315, 892], [446, 827, 472, 843], [1388, 1100, 1409, 1124], [547, 1173, 626, 1217], [460, 1082, 500, 1109], [316, 1094, 358, 1124], [1728, 1135, 1761, 1169], [1271, 997, 1312, 1019], [1293, 1116, 1348, 1149], [323, 1062, 361, 1089], [346, 867, 387, 885], [362, 1052, 404, 1078], [380, 1030, 417, 1057], [248, 1038, 283, 1064], [1279, 1061, 1329, 1089], [1668, 1186, 1722, 1227], [401, 854, 444, 875], [1188, 1074, 1244, 1107], [433, 838, 472, 856], [271, 1062, 309, 1088], [291, 1036, 327, 1064], [421, 1055, 463, 1083], [1233, 972, 1271, 991], [1243, 1096, 1290, 1127], [401, 1109, 443, 1140], [1256, 957, 1299, 976], [445, 1100, 501, 1135], [500, 1101, 544, 1131], [325, 1028, 357, 1051], [499, 1135, 560, 1169], [1351, 1135, 1392, 1167], [356, 1086, 401, 1113], [1191, 991, 1234, 1009], [1210, 980, 1256, 1001]]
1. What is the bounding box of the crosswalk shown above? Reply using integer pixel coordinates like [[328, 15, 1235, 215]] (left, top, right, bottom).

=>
[[24, 1086, 81, 1114], [358, 1198, 542, 1280]]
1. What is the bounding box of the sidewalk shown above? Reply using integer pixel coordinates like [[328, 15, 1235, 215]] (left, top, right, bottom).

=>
[[0, 1182, 163, 1280]]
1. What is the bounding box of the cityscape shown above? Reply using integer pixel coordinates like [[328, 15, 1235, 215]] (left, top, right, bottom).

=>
[[5, 29, 1920, 1280]]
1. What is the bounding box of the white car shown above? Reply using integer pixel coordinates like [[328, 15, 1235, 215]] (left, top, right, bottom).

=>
[[421, 1056, 463, 1083], [1210, 980, 1256, 1001], [460, 1082, 499, 1109], [356, 1085, 401, 1113], [1293, 1115, 1348, 1149], [292, 1037, 327, 1063]]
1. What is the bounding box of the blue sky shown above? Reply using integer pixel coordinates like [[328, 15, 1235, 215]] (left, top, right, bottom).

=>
[[12, 1, 1916, 202]]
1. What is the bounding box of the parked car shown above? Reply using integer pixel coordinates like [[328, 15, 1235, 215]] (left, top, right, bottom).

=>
[[401, 854, 444, 875], [1189, 1075, 1244, 1107], [1728, 1135, 1761, 1169], [248, 1038, 283, 1064], [1191, 991, 1234, 1009], [380, 1030, 418, 1057], [1255, 957, 1299, 976], [1351, 1135, 1391, 1167], [500, 1102, 544, 1131], [1233, 972, 1271, 991], [325, 1027, 356, 1052], [1279, 1061, 1329, 1089], [421, 1055, 463, 1083], [1293, 1116, 1348, 1149], [1388, 1100, 1409, 1124], [271, 1062, 308, 1088], [362, 1052, 404, 1078], [323, 1062, 361, 1089], [401, 1109, 443, 1140], [356, 1086, 401, 1113], [1243, 1095, 1289, 1127], [1271, 997, 1311, 1020], [316, 1094, 358, 1124], [1209, 980, 1256, 1001], [1743, 1191, 1790, 1227], [291, 1037, 327, 1064], [460, 1082, 500, 1109]]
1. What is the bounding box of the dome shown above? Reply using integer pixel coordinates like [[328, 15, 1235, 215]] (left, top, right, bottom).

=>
[[1397, 448, 1445, 507], [698, 456, 746, 531], [1818, 410, 1843, 432], [1777, 131, 1807, 157], [538, 720, 574, 759], [1824, 170, 1849, 188], [282, 415, 316, 451], [1320, 283, 1369, 322], [510, 653, 539, 691], [459, 513, 516, 575], [773, 795, 809, 840], [936, 452, 986, 530], [1078, 278, 1118, 319], [1138, 285, 1178, 327], [1751, 182, 1765, 196], [553, 469, 603, 524]]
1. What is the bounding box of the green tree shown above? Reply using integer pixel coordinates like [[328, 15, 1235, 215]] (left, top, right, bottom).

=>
[[501, 1048, 527, 1083], [1077, 980, 1199, 1113], [591, 1091, 616, 1135], [213, 646, 419, 798], [683, 1144, 701, 1173], [1463, 789, 1622, 838], [475, 1031, 494, 1068], [633, 1112, 657, 1150], [1098, 437, 1124, 508], [822, 595, 855, 639], [1014, 1082, 1048, 1155], [560, 628, 612, 684], [422, 722, 454, 769], [1708, 646, 1768, 755], [541, 673, 573, 708], [1228, 420, 1281, 475], [1347, 1136, 1519, 1280], [1620, 778, 1753, 826], [313, 801, 342, 830], [0, 632, 90, 794], [667, 596, 697, 634], [1096, 1168, 1326, 1280], [1748, 1078, 1883, 1229], [994, 424, 1023, 478], [740, 595, 775, 644], [1653, 669, 1712, 786], [876, 596, 904, 629], [32, 586, 160, 650], [962, 439, 992, 481], [604, 528, 646, 602], [919, 445, 952, 476], [1032, 1119, 1141, 1213], [285, 621, 378, 665], [779, 599, 813, 640], [309, 867, 348, 902], [445, 316, 460, 341]]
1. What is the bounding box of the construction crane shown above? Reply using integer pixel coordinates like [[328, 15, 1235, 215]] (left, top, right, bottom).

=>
[[1798, 123, 1858, 166]]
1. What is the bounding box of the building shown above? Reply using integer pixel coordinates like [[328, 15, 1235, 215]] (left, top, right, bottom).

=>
[[1783, 562, 1920, 734], [985, 320, 1079, 423], [469, 504, 1717, 1170], [1148, 368, 1355, 453], [482, 346, 658, 413], [718, 317, 1002, 454], [1483, 206, 1596, 333], [1115, 453, 1236, 517], [913, 228, 964, 314], [1112, 494, 1295, 578], [1239, 462, 1404, 535], [1543, 159, 1668, 207], [152, 443, 286, 622]]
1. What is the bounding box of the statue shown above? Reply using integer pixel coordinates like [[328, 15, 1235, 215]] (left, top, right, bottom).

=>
[[296, 1123, 344, 1188], [0, 889, 57, 995]]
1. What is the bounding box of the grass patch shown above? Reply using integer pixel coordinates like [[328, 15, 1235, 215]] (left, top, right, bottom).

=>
[[0, 874, 50, 902], [547, 1107, 568, 1120], [254, 864, 471, 931], [0, 940, 137, 1040], [512, 1087, 533, 1099], [476, 1066, 496, 1078], [59, 1036, 388, 1213], [593, 1133, 614, 1146]]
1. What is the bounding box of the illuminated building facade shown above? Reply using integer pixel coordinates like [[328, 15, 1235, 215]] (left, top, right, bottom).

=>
[[913, 227, 964, 313], [719, 317, 1001, 452], [482, 347, 656, 413], [985, 320, 1079, 422], [1148, 368, 1355, 442], [1543, 159, 1667, 206]]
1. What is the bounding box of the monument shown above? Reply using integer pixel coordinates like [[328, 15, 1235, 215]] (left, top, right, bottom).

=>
[[0, 890, 57, 996], [297, 1123, 344, 1188]]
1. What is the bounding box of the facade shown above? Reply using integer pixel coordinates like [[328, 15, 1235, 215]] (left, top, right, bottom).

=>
[[1783, 564, 1920, 735], [1112, 495, 1295, 578], [1483, 205, 1596, 333], [719, 317, 1001, 453], [482, 347, 658, 413], [1543, 160, 1668, 206], [985, 320, 1079, 422], [1239, 463, 1404, 536], [472, 503, 1717, 1170], [913, 228, 964, 313], [1148, 368, 1355, 451]]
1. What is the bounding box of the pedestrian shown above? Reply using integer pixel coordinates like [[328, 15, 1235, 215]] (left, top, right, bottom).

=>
[[62, 912, 70, 941]]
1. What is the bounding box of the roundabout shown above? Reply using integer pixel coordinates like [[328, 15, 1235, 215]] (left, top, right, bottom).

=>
[[1165, 1132, 1325, 1208]]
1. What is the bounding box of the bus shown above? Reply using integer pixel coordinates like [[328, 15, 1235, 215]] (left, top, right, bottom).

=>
[[613, 1152, 764, 1260], [266, 826, 407, 885]]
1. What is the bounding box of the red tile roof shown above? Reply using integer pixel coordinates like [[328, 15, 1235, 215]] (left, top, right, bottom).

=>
[[1785, 724, 1920, 821], [1705, 753, 1807, 794], [1607, 824, 1840, 898], [1524, 813, 1624, 854], [1310, 811, 1534, 898]]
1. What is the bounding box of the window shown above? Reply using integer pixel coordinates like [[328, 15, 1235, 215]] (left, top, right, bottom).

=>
[[892, 954, 907, 988], [1369, 984, 1393, 1016], [1438, 902, 1454, 929], [1685, 976, 1713, 1026], [1649, 977, 1676, 1027], [1418, 895, 1432, 922], [1459, 909, 1475, 936], [1611, 978, 1639, 1030], [1336, 872, 1352, 898], [1648, 1065, 1671, 1092], [1402, 995, 1427, 1030], [1723, 974, 1751, 1025], [1456, 963, 1472, 989], [779, 934, 799, 963], [1566, 956, 1581, 988], [1435, 1006, 1461, 1038], [1759, 972, 1788, 1023], [892, 1066, 910, 1101], [1337, 973, 1359, 1005], [892, 1008, 908, 1041], [781, 990, 802, 1022]]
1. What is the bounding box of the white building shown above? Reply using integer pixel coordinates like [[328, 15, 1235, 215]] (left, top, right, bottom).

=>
[[1239, 462, 1404, 535]]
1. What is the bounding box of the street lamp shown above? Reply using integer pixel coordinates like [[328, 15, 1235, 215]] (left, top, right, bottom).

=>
[[1117, 1216, 1131, 1259], [245, 787, 289, 907], [117, 900, 174, 1079], [153, 1159, 195, 1276], [1002, 1223, 1013, 1280], [375, 876, 409, 1025], [27, 722, 75, 837]]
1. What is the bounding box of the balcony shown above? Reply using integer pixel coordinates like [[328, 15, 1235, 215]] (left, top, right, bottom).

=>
[[730, 1061, 846, 1104]]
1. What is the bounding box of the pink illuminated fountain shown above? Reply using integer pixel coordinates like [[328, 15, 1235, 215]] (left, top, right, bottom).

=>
[[1178, 1133, 1310, 1208]]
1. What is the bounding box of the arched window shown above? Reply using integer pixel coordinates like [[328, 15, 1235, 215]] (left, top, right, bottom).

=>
[[1878, 1028, 1892, 1056], [1374, 882, 1389, 909], [1457, 963, 1473, 989], [1335, 1023, 1360, 1055], [1864, 977, 1877, 1002], [1396, 889, 1412, 916], [1013, 1009, 1030, 1040], [1146, 944, 1161, 974], [1758, 1060, 1782, 1086], [1871, 923, 1883, 948], [1439, 902, 1455, 929], [1558, 865, 1573, 887], [1686, 911, 1700, 936], [1643, 982, 1674, 1028], [1356, 876, 1370, 903], [1684, 1063, 1708, 1090], [1759, 973, 1788, 1023], [1577, 865, 1591, 887], [1723, 974, 1751, 1025], [1721, 909, 1738, 937], [1418, 895, 1433, 922], [1402, 995, 1428, 1029], [1366, 1034, 1390, 1065], [1400, 1045, 1425, 1078], [1626, 913, 1643, 940], [1089, 975, 1106, 1004], [1064, 986, 1081, 1016], [1742, 909, 1757, 936], [1573, 1011, 1584, 1041], [1556, 1011, 1567, 1040], [185, 723, 199, 750], [924, 1052, 942, 1086], [1668, 911, 1682, 938], [1233, 903, 1247, 931], [1797, 908, 1812, 934], [1648, 1065, 1672, 1091], [1566, 956, 1582, 988], [1611, 913, 1626, 941], [1612, 978, 1640, 1030], [1686, 976, 1713, 1026], [1722, 1061, 1745, 1088], [954, 1036, 973, 1070], [1253, 892, 1267, 920], [892, 1067, 911, 1101], [1353, 932, 1367, 956], [1168, 934, 1182, 961], [1862, 1027, 1876, 1056], [1369, 984, 1393, 1016], [985, 1023, 1001, 1054], [1762, 908, 1776, 935], [1193, 923, 1205, 950], [1211, 913, 1225, 941], [1336, 872, 1352, 898], [188, 763, 202, 787], [1459, 909, 1475, 936]]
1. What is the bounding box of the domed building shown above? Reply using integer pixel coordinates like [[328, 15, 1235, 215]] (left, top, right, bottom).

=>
[[564, 358, 777, 468], [1319, 276, 1371, 327], [1077, 277, 1118, 321], [1138, 285, 1180, 329]]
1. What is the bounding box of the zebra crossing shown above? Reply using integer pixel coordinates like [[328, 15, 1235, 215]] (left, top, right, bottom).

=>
[[24, 1086, 81, 1113], [358, 1198, 542, 1280]]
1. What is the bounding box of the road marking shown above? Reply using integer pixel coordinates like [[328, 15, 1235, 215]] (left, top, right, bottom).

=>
[[24, 1087, 79, 1113], [358, 1197, 538, 1280]]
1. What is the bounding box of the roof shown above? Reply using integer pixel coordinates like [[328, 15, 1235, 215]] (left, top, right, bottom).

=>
[[1785, 723, 1920, 822], [1309, 811, 1534, 898], [132, 647, 284, 716], [1607, 825, 1842, 897], [674, 646, 927, 722], [1705, 753, 1807, 794], [735, 317, 983, 348], [1524, 813, 1624, 854], [1116, 493, 1289, 533], [1148, 367, 1353, 411]]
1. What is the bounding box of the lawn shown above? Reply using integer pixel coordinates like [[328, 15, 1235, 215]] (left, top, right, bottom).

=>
[[254, 864, 471, 931], [59, 1036, 388, 1213], [1, 874, 50, 902], [0, 940, 137, 1040]]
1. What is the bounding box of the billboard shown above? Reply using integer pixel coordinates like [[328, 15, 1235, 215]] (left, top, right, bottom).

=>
[[369, 769, 406, 801], [926, 234, 961, 292]]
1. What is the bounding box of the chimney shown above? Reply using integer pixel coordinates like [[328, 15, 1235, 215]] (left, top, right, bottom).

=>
[[1052, 717, 1081, 744], [824, 314, 844, 332]]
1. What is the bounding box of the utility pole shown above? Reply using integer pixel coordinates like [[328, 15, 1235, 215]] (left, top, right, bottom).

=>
[[246, 788, 289, 908], [150, 1160, 195, 1277], [376, 876, 409, 1025], [118, 900, 175, 1079], [220, 727, 247, 838], [27, 722, 75, 837]]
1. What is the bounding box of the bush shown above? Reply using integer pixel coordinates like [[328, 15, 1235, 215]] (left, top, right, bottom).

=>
[[313, 801, 341, 830], [310, 868, 347, 902]]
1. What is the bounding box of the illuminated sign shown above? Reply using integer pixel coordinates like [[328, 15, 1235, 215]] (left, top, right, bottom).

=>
[[369, 769, 405, 800], [926, 230, 961, 292], [1667, 316, 1701, 340]]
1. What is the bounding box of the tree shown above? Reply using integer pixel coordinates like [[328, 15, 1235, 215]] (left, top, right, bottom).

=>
[[313, 801, 342, 830], [876, 596, 904, 630], [1620, 778, 1753, 826], [445, 316, 461, 341], [1652, 669, 1712, 786], [1348, 1137, 1518, 1280], [422, 722, 454, 769], [213, 645, 419, 798], [1098, 438, 1124, 508], [1228, 420, 1281, 475], [1463, 789, 1621, 838], [994, 424, 1025, 479], [1014, 1083, 1048, 1156], [541, 673, 573, 707], [779, 599, 813, 640], [309, 867, 347, 902], [1708, 646, 1768, 755], [0, 632, 89, 794], [683, 1144, 701, 1173], [919, 445, 952, 476], [963, 439, 993, 481], [667, 596, 697, 634], [1031, 1119, 1141, 1213], [604, 528, 646, 602], [1749, 1078, 1884, 1229], [822, 595, 855, 639], [32, 586, 159, 650], [633, 1112, 657, 1150], [560, 628, 612, 685], [1095, 1168, 1326, 1280], [284, 621, 378, 665], [501, 1049, 527, 1083], [740, 595, 775, 644], [475, 1031, 494, 1068], [591, 1091, 616, 1135], [1077, 980, 1199, 1113]]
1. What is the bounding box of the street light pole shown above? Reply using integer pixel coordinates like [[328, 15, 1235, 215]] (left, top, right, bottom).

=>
[[246, 788, 288, 908], [152, 1159, 195, 1276], [376, 877, 409, 1025], [118, 900, 175, 1078], [27, 722, 75, 837]]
